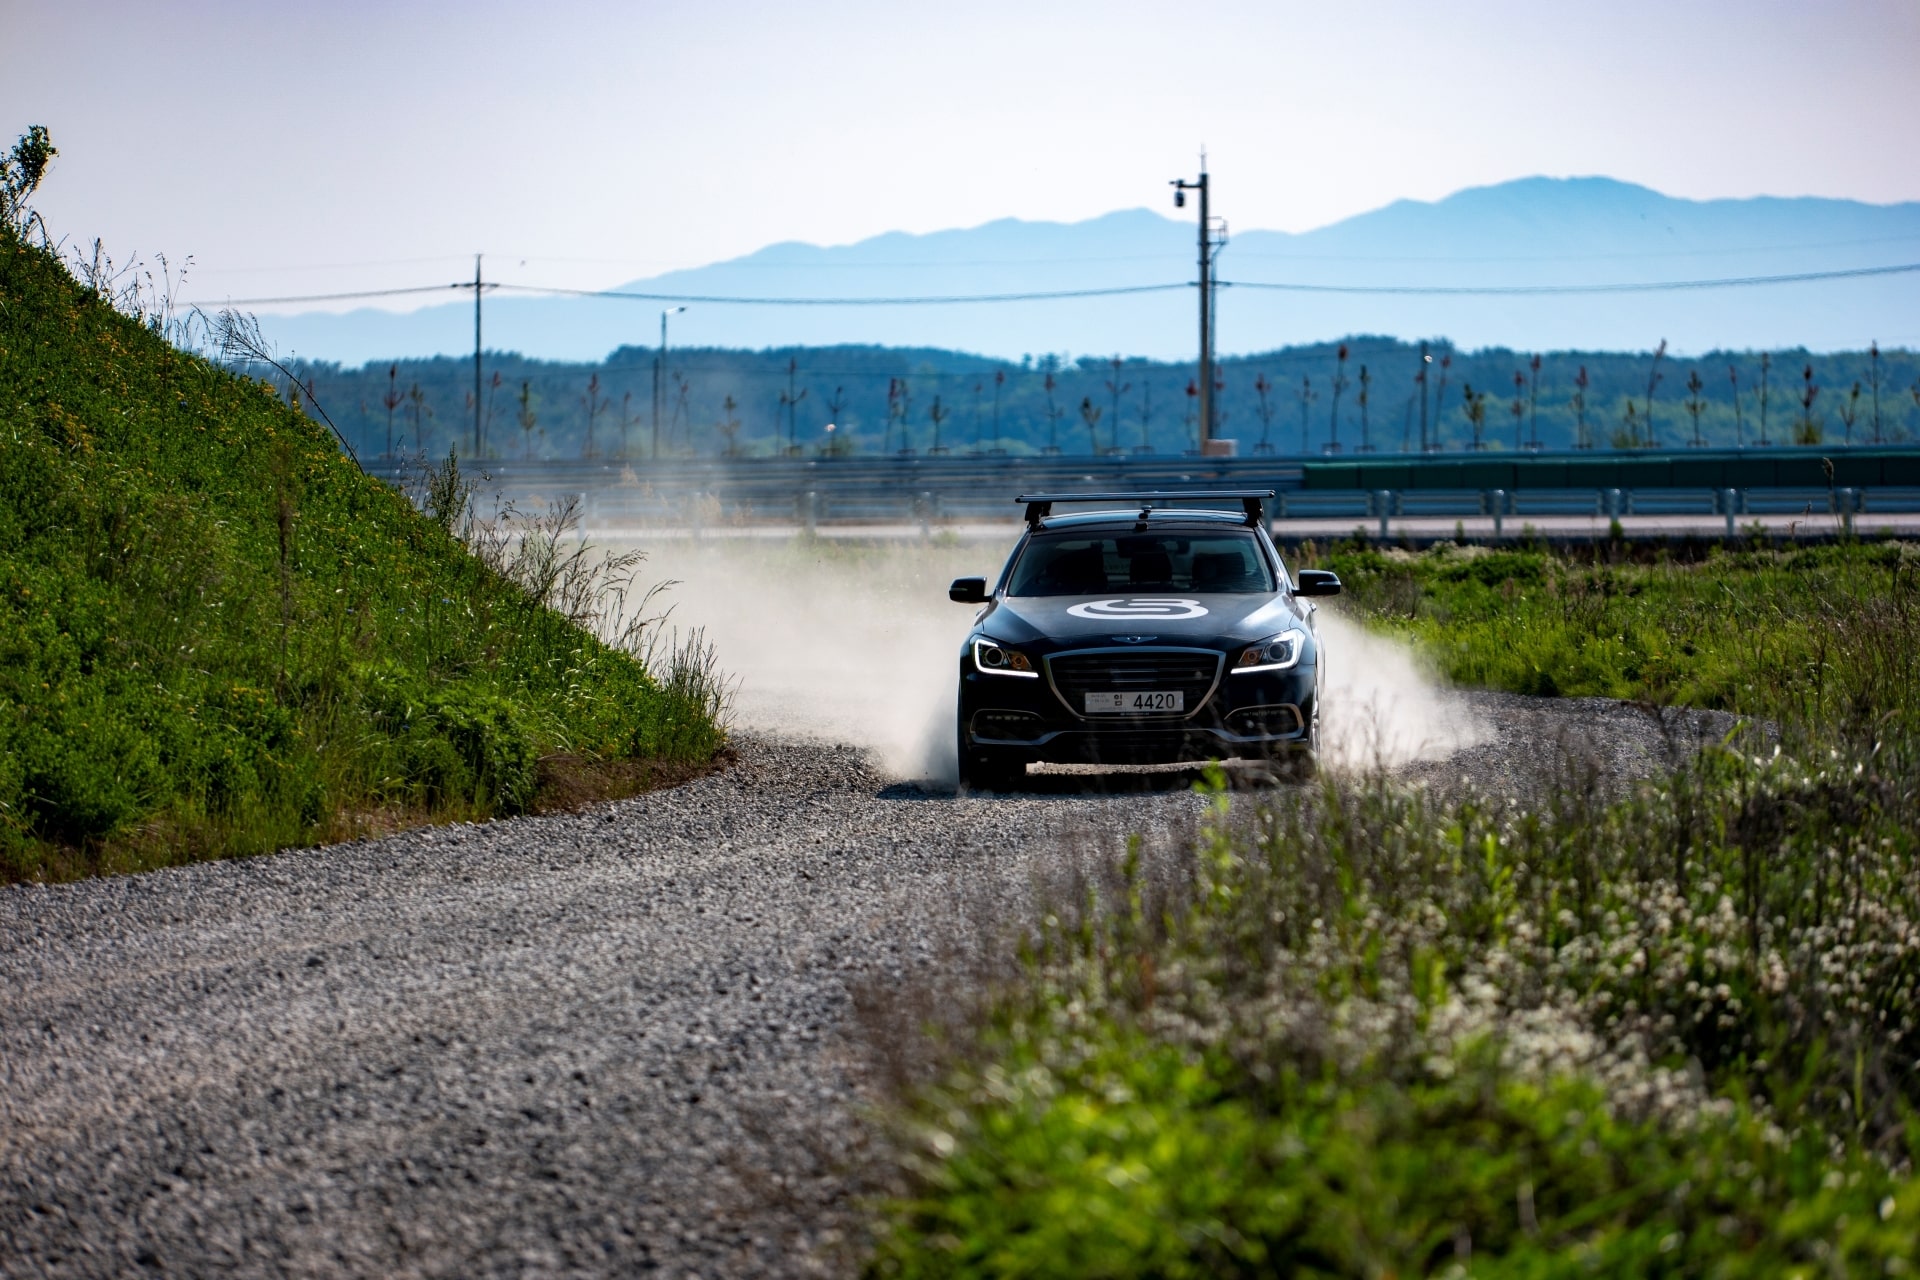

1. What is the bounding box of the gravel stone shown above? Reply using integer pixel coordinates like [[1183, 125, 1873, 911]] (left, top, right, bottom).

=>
[[1404, 691, 1756, 802], [1, 736, 1204, 1279], [0, 693, 1736, 1277]]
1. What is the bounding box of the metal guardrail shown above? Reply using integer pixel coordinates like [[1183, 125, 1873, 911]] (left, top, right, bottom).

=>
[[1334, 486, 1893, 539], [1301, 446, 1920, 493], [371, 454, 1308, 524], [579, 485, 1910, 539], [367, 453, 1304, 501], [364, 456, 1920, 532]]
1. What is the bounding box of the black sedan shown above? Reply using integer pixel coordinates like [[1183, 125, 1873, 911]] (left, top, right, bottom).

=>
[[948, 491, 1340, 791]]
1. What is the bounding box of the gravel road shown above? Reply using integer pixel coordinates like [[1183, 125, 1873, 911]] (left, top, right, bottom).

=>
[[0, 693, 1737, 1279]]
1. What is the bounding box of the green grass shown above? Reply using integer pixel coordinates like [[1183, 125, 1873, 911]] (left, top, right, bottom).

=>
[[869, 542, 1920, 1277], [876, 1024, 1920, 1277], [0, 227, 725, 881], [1314, 540, 1918, 737]]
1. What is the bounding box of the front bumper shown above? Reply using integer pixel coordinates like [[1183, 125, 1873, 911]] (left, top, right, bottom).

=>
[[959, 655, 1316, 765]]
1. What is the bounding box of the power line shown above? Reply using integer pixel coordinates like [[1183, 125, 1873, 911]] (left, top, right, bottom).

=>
[[187, 230, 1920, 276], [193, 259, 1920, 310], [1221, 261, 1920, 295]]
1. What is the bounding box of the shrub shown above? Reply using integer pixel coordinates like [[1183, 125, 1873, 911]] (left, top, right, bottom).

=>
[[418, 684, 541, 815], [13, 701, 165, 841]]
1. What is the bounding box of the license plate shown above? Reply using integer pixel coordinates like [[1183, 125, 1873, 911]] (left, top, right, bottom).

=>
[[1085, 690, 1184, 714]]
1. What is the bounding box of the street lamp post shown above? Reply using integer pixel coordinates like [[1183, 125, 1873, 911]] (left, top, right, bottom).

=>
[[652, 305, 686, 461]]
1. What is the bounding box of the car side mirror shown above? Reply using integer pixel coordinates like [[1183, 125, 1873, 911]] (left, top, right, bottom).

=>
[[949, 577, 989, 604], [1295, 569, 1342, 597]]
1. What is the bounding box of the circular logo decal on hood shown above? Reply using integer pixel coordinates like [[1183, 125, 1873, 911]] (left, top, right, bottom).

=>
[[1066, 597, 1209, 620]]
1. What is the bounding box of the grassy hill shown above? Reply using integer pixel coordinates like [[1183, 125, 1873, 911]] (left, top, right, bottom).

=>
[[0, 220, 725, 882]]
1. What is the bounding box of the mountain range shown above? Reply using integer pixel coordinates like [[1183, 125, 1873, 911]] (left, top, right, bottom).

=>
[[259, 177, 1920, 365]]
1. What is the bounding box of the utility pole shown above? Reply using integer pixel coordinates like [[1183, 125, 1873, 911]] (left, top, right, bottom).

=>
[[652, 306, 685, 461], [472, 254, 482, 458], [1171, 156, 1227, 451], [451, 256, 489, 456]]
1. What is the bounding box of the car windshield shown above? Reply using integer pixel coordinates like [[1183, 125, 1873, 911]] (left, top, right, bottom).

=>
[[1006, 531, 1276, 596]]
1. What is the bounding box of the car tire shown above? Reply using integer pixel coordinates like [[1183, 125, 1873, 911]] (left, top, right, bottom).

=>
[[957, 724, 1025, 793]]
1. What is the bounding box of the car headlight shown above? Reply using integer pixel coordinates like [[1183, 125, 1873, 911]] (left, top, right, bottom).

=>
[[972, 636, 1038, 678], [1232, 626, 1308, 673]]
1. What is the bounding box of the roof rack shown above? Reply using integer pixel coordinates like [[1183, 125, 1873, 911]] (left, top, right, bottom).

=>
[[1015, 490, 1276, 528]]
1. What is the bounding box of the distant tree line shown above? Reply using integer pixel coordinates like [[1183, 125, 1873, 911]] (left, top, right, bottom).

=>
[[283, 338, 1920, 463]]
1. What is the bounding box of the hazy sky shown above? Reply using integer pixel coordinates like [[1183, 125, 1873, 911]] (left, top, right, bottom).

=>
[[5, 0, 1917, 307]]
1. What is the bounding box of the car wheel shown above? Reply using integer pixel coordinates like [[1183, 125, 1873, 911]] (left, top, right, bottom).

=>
[[957, 722, 1024, 793]]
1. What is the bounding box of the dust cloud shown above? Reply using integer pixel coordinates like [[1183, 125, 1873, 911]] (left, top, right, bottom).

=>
[[629, 537, 991, 784], [624, 536, 1479, 783], [1314, 610, 1489, 770]]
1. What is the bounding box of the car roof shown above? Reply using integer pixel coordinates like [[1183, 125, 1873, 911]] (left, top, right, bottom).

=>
[[1031, 508, 1257, 533]]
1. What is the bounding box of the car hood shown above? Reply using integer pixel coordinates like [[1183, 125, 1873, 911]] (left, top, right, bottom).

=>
[[977, 592, 1301, 650]]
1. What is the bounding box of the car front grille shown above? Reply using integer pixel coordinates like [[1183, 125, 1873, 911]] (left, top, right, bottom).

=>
[[1045, 648, 1223, 718]]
